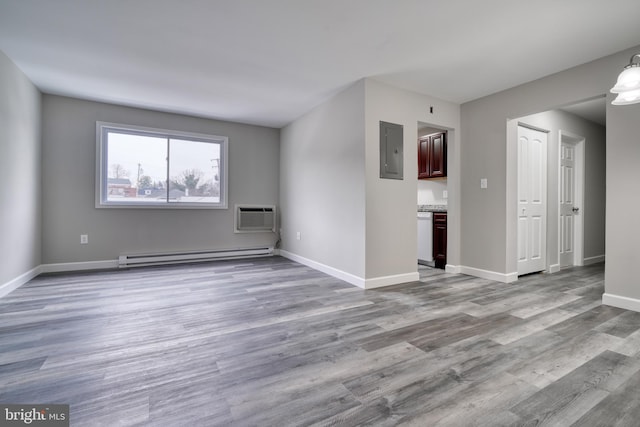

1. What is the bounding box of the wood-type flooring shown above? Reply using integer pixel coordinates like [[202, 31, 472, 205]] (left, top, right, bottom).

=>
[[1, 257, 639, 426]]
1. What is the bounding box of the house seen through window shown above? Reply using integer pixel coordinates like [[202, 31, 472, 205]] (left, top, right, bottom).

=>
[[97, 122, 228, 208]]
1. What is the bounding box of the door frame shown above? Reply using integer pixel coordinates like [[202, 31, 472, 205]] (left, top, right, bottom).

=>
[[558, 130, 585, 267]]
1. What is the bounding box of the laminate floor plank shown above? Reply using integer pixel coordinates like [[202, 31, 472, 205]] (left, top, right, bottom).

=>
[[569, 367, 640, 427], [511, 349, 640, 426], [2, 258, 639, 426], [507, 330, 623, 388]]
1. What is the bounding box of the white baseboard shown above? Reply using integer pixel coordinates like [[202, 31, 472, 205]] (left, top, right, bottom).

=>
[[279, 250, 366, 288], [548, 264, 561, 274], [459, 265, 518, 283], [0, 266, 42, 299], [364, 272, 420, 289], [40, 260, 119, 273], [445, 264, 461, 274], [602, 293, 640, 313], [584, 255, 605, 266], [279, 250, 418, 289]]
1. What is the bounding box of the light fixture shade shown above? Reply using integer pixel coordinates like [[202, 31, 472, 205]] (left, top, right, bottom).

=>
[[611, 65, 640, 93], [612, 89, 640, 106]]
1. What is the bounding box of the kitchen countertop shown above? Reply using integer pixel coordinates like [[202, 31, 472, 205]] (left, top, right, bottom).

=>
[[418, 204, 447, 213]]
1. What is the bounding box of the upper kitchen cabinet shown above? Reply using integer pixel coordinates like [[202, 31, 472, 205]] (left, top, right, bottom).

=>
[[418, 131, 447, 179]]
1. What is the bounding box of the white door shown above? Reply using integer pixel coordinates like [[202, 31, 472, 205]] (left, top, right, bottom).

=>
[[559, 132, 585, 267], [517, 125, 547, 275], [560, 141, 576, 267]]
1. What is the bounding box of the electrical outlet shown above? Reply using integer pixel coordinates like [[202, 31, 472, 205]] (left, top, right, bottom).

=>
[[480, 178, 488, 189], [296, 231, 301, 241], [80, 234, 88, 244]]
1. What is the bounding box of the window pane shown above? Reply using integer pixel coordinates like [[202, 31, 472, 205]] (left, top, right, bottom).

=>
[[98, 122, 227, 209], [168, 138, 221, 204], [106, 132, 168, 203]]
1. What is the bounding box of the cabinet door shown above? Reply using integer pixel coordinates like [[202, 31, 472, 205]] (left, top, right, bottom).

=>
[[429, 132, 447, 178], [433, 213, 447, 269], [418, 137, 430, 179]]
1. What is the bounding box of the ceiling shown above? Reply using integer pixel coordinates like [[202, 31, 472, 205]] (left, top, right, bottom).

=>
[[0, 1, 639, 128]]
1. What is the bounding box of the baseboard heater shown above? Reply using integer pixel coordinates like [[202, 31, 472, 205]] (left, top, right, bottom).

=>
[[118, 247, 274, 268]]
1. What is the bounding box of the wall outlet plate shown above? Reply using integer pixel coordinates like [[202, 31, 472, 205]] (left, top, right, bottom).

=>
[[480, 178, 488, 189], [80, 234, 88, 244]]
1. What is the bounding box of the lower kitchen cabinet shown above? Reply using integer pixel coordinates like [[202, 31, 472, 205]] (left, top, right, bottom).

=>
[[433, 212, 447, 269]]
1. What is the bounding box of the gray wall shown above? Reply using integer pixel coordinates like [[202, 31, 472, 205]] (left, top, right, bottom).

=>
[[364, 79, 461, 280], [41, 95, 279, 264], [460, 44, 640, 307], [512, 109, 606, 270], [280, 80, 367, 279], [280, 78, 461, 286], [0, 51, 41, 286], [605, 97, 640, 303]]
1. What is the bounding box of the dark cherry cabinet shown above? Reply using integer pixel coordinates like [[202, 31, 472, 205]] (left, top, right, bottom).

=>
[[418, 132, 447, 179], [433, 212, 447, 269], [418, 137, 429, 179], [429, 132, 446, 177]]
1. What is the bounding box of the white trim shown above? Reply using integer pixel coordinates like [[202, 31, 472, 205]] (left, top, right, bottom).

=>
[[279, 250, 418, 289], [584, 255, 605, 265], [459, 265, 518, 283], [279, 250, 365, 288], [602, 293, 640, 313], [548, 263, 561, 274], [445, 264, 461, 274], [0, 266, 42, 298], [364, 272, 420, 289], [40, 260, 119, 274], [517, 121, 551, 134]]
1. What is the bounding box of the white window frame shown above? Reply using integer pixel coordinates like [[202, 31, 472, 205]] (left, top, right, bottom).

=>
[[96, 121, 228, 209]]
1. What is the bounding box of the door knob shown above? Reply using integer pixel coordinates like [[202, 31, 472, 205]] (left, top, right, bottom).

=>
[[572, 207, 580, 213]]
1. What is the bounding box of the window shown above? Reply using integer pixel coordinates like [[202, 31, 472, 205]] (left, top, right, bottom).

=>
[[96, 122, 228, 209]]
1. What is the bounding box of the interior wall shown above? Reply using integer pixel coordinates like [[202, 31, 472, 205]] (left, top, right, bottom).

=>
[[41, 95, 280, 265], [510, 109, 606, 271], [460, 44, 640, 305], [0, 51, 42, 289], [418, 180, 448, 205], [604, 96, 640, 308], [279, 80, 367, 280], [364, 78, 461, 280]]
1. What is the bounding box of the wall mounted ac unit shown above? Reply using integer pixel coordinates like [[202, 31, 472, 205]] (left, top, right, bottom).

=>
[[235, 205, 276, 233]]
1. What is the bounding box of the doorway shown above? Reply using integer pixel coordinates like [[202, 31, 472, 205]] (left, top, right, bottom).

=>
[[559, 131, 585, 267], [507, 97, 606, 280], [417, 124, 449, 269]]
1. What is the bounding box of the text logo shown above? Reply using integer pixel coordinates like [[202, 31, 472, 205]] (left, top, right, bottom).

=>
[[1, 405, 69, 427]]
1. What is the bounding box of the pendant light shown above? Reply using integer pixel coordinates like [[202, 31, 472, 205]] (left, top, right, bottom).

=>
[[611, 54, 640, 105]]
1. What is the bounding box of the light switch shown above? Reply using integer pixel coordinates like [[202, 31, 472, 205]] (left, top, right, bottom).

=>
[[443, 190, 448, 199], [480, 178, 488, 189]]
